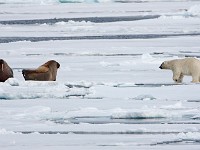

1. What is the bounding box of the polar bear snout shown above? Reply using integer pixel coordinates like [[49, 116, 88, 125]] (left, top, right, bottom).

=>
[[159, 61, 169, 69], [159, 63, 163, 69]]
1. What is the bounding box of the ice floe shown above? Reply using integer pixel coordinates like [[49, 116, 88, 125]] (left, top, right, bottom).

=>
[[0, 79, 91, 100]]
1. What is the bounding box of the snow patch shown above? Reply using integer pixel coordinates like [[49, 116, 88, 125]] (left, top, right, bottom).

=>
[[5, 78, 20, 86]]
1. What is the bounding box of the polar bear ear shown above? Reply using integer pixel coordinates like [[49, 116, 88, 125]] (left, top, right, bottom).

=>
[[163, 61, 168, 65]]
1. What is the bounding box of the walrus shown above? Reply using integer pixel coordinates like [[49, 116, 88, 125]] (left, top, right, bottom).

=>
[[0, 59, 13, 82], [22, 60, 60, 81]]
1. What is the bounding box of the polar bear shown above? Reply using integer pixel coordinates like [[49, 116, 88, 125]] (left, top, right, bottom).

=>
[[159, 57, 200, 83]]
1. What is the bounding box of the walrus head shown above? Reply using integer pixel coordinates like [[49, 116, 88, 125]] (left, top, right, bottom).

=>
[[43, 60, 60, 69], [0, 59, 13, 82]]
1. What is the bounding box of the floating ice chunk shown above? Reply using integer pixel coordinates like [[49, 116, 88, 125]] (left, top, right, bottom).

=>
[[0, 128, 15, 135], [0, 81, 90, 100], [134, 94, 156, 100], [191, 114, 200, 120], [5, 78, 20, 86], [161, 102, 185, 110], [66, 88, 91, 98], [0, 92, 42, 100], [111, 109, 166, 119], [141, 53, 156, 63], [159, 15, 186, 20], [40, 23, 48, 26], [159, 5, 200, 19], [188, 5, 200, 16], [22, 81, 59, 87], [65, 81, 94, 88], [68, 20, 93, 25], [112, 83, 136, 88], [141, 53, 153, 60], [55, 21, 67, 26], [177, 132, 200, 140], [30, 132, 40, 135]]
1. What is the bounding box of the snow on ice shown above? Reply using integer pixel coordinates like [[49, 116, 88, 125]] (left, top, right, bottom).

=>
[[0, 0, 200, 150]]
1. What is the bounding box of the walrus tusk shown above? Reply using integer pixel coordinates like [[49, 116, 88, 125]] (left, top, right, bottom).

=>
[[1, 64, 3, 71]]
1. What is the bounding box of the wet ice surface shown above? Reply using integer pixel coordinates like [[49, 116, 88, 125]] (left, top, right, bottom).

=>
[[0, 1, 200, 150], [1, 33, 200, 43], [0, 15, 161, 24]]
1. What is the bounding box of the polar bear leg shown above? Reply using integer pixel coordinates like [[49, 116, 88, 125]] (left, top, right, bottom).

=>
[[177, 74, 184, 83], [173, 71, 181, 83], [191, 74, 199, 83]]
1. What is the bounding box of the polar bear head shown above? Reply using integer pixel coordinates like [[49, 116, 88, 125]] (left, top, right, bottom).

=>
[[159, 61, 171, 69]]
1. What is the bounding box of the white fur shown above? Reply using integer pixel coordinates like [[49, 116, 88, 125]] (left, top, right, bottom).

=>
[[161, 57, 200, 83]]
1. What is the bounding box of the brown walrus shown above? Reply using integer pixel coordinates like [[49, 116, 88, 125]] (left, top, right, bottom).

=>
[[22, 60, 60, 81], [0, 59, 13, 82]]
